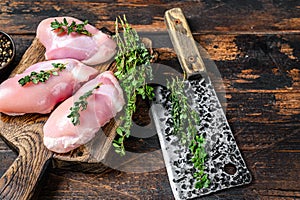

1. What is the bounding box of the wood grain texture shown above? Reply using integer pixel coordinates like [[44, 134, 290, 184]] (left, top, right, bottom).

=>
[[1, 0, 300, 34], [0, 114, 52, 200], [2, 33, 297, 199], [0, 0, 299, 199], [35, 33, 300, 199]]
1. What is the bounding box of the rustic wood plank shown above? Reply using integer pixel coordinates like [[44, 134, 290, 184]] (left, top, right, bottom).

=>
[[36, 130, 300, 200], [0, 1, 299, 198], [0, 139, 17, 177], [0, 114, 53, 200], [34, 32, 300, 199], [0, 0, 300, 34]]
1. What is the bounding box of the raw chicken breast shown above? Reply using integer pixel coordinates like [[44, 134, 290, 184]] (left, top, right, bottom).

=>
[[0, 59, 98, 115], [43, 71, 125, 153], [37, 17, 116, 65]]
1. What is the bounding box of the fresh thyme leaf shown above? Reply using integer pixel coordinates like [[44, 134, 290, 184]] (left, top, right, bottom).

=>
[[18, 63, 67, 86], [50, 18, 92, 36], [167, 77, 210, 189], [112, 15, 154, 156], [67, 83, 102, 126]]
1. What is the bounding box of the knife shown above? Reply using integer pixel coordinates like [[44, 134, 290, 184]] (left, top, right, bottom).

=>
[[150, 8, 252, 199]]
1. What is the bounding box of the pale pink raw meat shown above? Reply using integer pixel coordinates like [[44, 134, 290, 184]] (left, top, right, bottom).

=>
[[0, 59, 98, 115], [37, 17, 116, 65], [43, 71, 125, 153]]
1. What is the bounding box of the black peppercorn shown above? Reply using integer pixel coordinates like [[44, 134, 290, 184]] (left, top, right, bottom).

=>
[[0, 31, 15, 70]]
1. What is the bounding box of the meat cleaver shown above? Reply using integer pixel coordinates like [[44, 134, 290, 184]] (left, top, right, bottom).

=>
[[150, 8, 252, 199]]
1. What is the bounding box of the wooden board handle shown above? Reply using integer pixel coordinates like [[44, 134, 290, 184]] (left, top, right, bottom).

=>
[[164, 8, 206, 79], [0, 115, 53, 199]]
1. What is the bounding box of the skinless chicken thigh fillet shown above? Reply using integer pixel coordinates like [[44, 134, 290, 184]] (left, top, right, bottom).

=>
[[43, 71, 125, 153], [0, 59, 98, 115], [37, 17, 117, 65]]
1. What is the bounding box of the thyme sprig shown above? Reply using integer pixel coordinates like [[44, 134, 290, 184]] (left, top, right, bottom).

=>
[[67, 83, 102, 126], [167, 77, 210, 189], [18, 63, 67, 86], [190, 135, 210, 189], [112, 15, 154, 156], [51, 18, 92, 36]]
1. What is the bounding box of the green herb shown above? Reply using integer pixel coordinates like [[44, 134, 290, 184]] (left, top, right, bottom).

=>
[[167, 77, 210, 189], [112, 15, 154, 156], [190, 135, 210, 189], [67, 83, 102, 126], [51, 18, 92, 36], [18, 63, 67, 86]]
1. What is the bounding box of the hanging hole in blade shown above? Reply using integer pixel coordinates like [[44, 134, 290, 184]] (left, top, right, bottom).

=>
[[224, 163, 237, 175]]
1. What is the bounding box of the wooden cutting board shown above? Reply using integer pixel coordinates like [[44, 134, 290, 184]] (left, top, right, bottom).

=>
[[0, 38, 121, 199]]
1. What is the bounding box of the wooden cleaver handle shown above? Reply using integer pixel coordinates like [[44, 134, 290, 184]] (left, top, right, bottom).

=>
[[0, 115, 53, 200], [164, 8, 206, 79]]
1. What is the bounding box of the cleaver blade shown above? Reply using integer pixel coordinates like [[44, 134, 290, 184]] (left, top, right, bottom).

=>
[[150, 8, 252, 199]]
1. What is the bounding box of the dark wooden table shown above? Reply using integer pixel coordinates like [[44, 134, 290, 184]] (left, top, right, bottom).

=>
[[1, 1, 300, 199]]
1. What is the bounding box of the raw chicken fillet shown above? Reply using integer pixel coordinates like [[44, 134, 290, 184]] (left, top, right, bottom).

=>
[[43, 71, 125, 153], [37, 17, 116, 65], [0, 59, 98, 115]]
